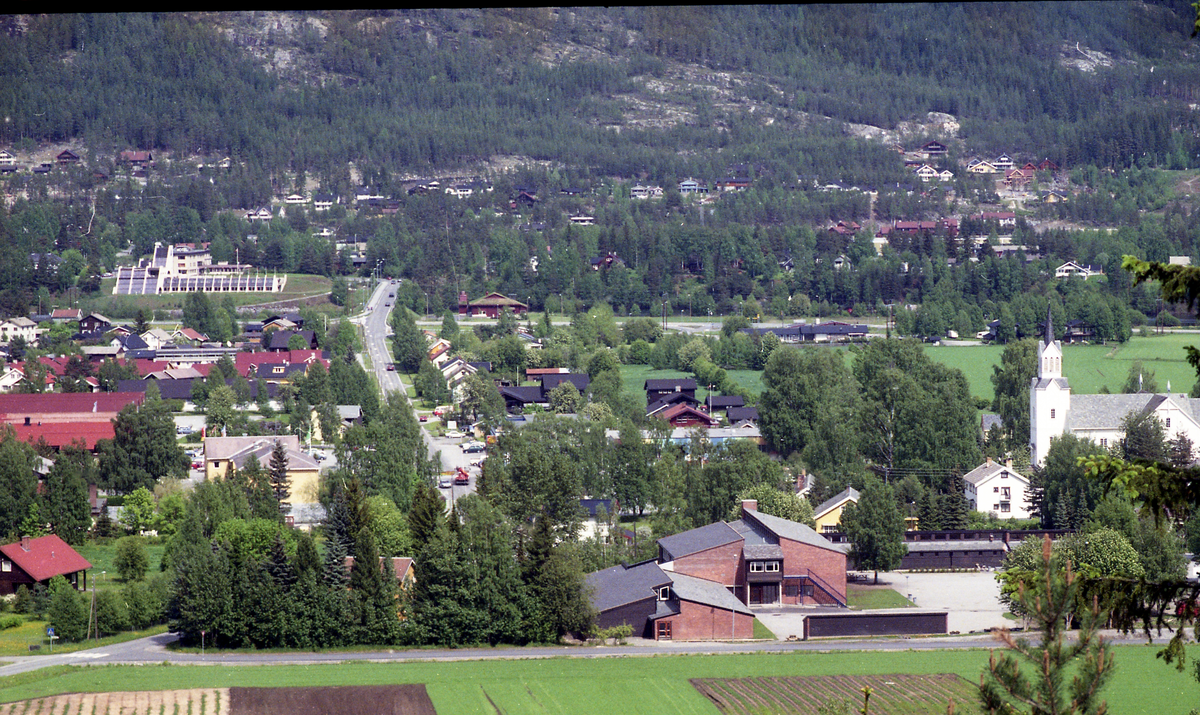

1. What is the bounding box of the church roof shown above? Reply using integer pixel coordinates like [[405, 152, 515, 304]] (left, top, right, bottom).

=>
[[1063, 393, 1200, 432], [1033, 377, 1070, 390]]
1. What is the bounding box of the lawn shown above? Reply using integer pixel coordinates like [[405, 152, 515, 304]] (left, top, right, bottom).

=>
[[74, 541, 166, 592], [0, 618, 168, 658], [846, 584, 915, 610], [0, 645, 1191, 714], [926, 333, 1200, 404]]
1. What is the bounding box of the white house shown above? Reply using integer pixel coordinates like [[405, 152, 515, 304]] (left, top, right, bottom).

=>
[[0, 317, 38, 345], [1054, 261, 1104, 280], [962, 458, 1030, 519], [1030, 310, 1200, 466]]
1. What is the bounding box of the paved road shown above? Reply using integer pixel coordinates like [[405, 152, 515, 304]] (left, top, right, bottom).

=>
[[0, 625, 1160, 678]]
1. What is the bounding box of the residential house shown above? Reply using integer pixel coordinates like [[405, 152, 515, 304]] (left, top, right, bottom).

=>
[[56, 150, 80, 164], [50, 308, 82, 324], [0, 392, 144, 426], [962, 458, 1030, 519], [993, 154, 1014, 170], [917, 140, 948, 158], [79, 313, 112, 334], [1054, 261, 1104, 280], [0, 535, 92, 595], [677, 179, 709, 195], [629, 184, 663, 200], [651, 403, 720, 428], [203, 436, 321, 503], [644, 378, 697, 406], [0, 317, 37, 345], [966, 159, 998, 174], [457, 292, 529, 318], [343, 556, 415, 590], [813, 487, 860, 534], [714, 177, 751, 192]]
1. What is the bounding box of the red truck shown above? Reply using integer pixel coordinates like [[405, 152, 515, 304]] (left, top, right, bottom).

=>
[[454, 467, 470, 485]]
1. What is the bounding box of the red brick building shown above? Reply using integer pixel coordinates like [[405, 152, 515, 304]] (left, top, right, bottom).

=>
[[587, 501, 847, 640]]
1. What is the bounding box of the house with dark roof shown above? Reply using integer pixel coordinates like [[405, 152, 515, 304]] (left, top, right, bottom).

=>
[[458, 292, 529, 318], [0, 535, 92, 595], [644, 378, 697, 407], [498, 373, 591, 413]]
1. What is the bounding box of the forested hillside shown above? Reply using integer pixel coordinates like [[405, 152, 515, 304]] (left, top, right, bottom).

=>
[[0, 6, 1198, 328]]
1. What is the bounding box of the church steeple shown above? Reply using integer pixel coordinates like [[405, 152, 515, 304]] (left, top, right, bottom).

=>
[[1038, 304, 1061, 379], [1044, 304, 1053, 345]]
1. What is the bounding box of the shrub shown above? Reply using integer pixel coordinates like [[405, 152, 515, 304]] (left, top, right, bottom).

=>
[[47, 576, 87, 642], [0, 614, 23, 630], [114, 536, 149, 582], [95, 591, 130, 636]]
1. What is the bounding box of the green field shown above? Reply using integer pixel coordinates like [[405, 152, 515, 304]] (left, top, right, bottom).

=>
[[927, 333, 1200, 404], [74, 541, 167, 593], [0, 645, 1192, 713], [619, 366, 764, 404]]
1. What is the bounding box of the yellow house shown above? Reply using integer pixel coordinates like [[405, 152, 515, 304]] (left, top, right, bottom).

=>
[[203, 435, 322, 503], [813, 487, 860, 534]]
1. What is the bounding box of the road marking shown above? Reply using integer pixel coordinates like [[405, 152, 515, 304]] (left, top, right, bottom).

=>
[[64, 653, 109, 658]]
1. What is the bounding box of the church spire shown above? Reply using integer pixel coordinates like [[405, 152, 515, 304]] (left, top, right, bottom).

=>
[[1044, 304, 1053, 345]]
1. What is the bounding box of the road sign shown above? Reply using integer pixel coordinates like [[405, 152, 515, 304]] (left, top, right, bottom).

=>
[[47, 627, 54, 637]]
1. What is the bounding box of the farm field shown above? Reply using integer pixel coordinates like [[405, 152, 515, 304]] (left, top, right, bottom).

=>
[[0, 645, 1192, 714], [693, 673, 978, 715]]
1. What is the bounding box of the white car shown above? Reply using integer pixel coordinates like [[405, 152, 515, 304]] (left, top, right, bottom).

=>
[[445, 430, 464, 439], [438, 476, 452, 489]]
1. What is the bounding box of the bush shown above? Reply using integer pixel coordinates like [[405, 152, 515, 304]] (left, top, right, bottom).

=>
[[124, 576, 167, 630], [114, 536, 149, 582], [12, 585, 32, 615], [47, 576, 87, 642], [95, 591, 129, 636], [0, 614, 23, 630]]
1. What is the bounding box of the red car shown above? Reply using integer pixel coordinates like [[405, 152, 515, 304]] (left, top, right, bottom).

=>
[[419, 415, 428, 422], [386, 364, 395, 371]]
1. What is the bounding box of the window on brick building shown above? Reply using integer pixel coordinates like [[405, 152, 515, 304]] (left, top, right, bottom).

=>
[[657, 586, 671, 601]]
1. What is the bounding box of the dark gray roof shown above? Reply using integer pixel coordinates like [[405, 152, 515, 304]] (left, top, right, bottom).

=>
[[1033, 377, 1070, 390], [743, 543, 784, 560], [542, 373, 590, 393], [707, 395, 745, 409], [668, 571, 753, 616], [586, 560, 671, 612], [738, 508, 847, 554], [657, 521, 742, 561], [981, 413, 1003, 433], [645, 378, 696, 392], [499, 386, 545, 405], [725, 406, 759, 422]]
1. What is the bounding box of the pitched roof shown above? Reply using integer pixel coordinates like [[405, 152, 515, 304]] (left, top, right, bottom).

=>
[[725, 406, 759, 422], [814, 487, 860, 520], [0, 392, 144, 418], [657, 521, 742, 561], [586, 560, 671, 612], [204, 435, 302, 461], [962, 460, 1029, 487], [738, 507, 847, 554], [668, 571, 753, 615], [645, 378, 697, 392], [10, 421, 115, 450], [0, 535, 91, 582]]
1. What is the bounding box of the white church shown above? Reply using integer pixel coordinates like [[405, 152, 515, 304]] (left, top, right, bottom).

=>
[[1030, 311, 1200, 466]]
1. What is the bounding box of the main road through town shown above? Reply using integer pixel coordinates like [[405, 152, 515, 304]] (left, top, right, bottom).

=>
[[0, 628, 1156, 677]]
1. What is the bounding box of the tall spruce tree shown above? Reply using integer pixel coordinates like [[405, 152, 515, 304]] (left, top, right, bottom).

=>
[[842, 478, 908, 584], [268, 440, 290, 518]]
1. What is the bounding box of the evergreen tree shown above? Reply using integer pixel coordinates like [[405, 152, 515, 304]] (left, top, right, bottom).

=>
[[47, 576, 87, 642], [268, 439, 291, 518], [39, 444, 92, 545]]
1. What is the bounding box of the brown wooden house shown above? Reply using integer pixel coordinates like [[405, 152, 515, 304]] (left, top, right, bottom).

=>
[[0, 535, 91, 595]]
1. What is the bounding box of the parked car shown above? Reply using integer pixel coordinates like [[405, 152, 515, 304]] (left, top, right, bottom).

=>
[[438, 475, 452, 489], [454, 467, 470, 485], [463, 441, 487, 453], [191, 461, 203, 470], [386, 364, 395, 371], [419, 414, 428, 422]]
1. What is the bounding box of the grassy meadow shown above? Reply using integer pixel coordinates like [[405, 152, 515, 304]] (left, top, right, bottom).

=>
[[927, 333, 1200, 404], [0, 644, 1193, 714]]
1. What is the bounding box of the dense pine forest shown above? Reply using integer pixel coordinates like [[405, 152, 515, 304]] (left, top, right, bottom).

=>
[[0, 6, 1199, 327]]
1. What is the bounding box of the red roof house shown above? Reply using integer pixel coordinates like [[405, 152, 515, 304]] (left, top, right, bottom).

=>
[[10, 421, 116, 451], [0, 392, 144, 425], [0, 535, 92, 595]]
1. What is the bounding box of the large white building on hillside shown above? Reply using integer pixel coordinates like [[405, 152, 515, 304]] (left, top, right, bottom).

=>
[[1030, 311, 1200, 466]]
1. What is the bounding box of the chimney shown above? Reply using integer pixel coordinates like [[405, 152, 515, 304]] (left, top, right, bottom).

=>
[[23, 416, 29, 426], [741, 499, 758, 513], [1005, 458, 1013, 469], [985, 456, 993, 466], [20, 537, 29, 551]]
